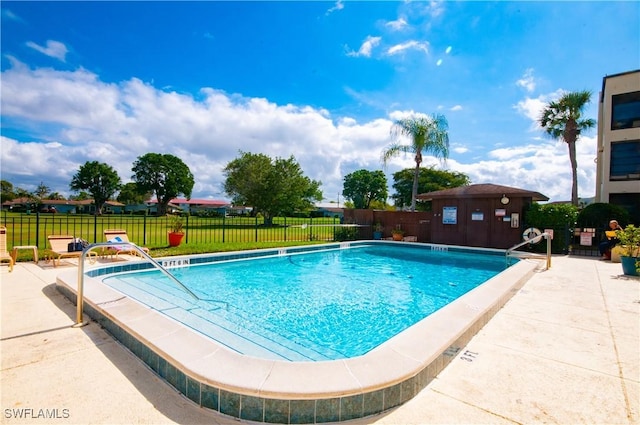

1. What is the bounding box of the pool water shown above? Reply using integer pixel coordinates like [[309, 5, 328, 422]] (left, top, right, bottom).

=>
[[103, 244, 510, 361]]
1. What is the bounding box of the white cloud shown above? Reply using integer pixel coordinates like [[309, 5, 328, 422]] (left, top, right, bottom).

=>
[[450, 105, 462, 111], [514, 89, 564, 128], [386, 40, 429, 56], [449, 136, 597, 202], [0, 60, 396, 201], [445, 46, 452, 54], [326, 0, 344, 15], [516, 68, 536, 93], [427, 1, 445, 18], [346, 36, 381, 58], [26, 40, 68, 62], [1, 61, 595, 204], [385, 17, 408, 31], [2, 9, 23, 22]]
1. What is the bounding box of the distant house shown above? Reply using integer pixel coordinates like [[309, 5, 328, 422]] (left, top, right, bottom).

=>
[[1, 198, 124, 214], [315, 207, 344, 219], [143, 198, 231, 215]]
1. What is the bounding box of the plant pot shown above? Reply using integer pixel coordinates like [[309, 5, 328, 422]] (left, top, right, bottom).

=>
[[611, 246, 623, 263], [392, 233, 403, 241], [620, 256, 638, 276], [373, 231, 383, 240], [168, 232, 184, 247]]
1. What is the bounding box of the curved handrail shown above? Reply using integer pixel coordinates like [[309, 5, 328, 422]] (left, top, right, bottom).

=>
[[506, 232, 552, 270], [74, 242, 200, 326]]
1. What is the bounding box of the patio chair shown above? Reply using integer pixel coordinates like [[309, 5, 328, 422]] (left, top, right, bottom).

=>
[[103, 229, 149, 260], [0, 227, 14, 272], [47, 235, 83, 267]]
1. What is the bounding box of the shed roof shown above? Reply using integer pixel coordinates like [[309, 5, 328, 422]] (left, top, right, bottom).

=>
[[417, 183, 548, 201]]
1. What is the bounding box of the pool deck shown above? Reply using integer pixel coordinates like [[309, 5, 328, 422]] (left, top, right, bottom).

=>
[[1, 254, 638, 424]]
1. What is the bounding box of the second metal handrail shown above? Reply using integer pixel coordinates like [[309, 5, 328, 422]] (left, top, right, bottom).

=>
[[74, 242, 200, 327], [506, 232, 552, 270]]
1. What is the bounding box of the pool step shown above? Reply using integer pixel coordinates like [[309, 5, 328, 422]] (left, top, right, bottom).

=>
[[103, 274, 341, 361]]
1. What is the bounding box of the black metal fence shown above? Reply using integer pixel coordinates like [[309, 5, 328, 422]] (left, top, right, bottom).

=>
[[1, 213, 342, 250]]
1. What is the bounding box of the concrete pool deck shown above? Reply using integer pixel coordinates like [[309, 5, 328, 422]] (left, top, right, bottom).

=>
[[1, 254, 638, 424]]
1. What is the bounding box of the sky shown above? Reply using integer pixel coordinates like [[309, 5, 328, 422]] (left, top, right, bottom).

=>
[[1, 1, 639, 206]]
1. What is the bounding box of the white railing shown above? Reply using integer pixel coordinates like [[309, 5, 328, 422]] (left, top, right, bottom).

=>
[[74, 242, 200, 327], [506, 232, 552, 270]]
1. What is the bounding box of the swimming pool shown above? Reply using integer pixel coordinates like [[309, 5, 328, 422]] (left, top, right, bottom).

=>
[[101, 244, 508, 361], [56, 241, 541, 423]]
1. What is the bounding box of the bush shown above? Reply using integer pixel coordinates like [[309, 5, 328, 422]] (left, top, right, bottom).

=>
[[524, 203, 578, 254], [334, 226, 358, 242], [576, 203, 630, 228]]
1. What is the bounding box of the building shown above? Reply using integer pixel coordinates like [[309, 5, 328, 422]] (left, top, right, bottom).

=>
[[417, 183, 548, 249], [595, 70, 640, 223]]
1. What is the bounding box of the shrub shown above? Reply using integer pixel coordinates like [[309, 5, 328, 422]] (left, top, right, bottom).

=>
[[524, 203, 578, 254], [576, 203, 630, 228], [334, 226, 358, 242]]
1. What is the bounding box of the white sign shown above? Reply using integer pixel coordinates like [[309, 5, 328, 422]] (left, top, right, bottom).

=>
[[580, 232, 593, 246], [471, 212, 484, 221], [443, 207, 457, 224]]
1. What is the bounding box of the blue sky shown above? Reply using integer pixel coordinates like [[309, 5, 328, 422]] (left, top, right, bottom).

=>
[[1, 1, 639, 205]]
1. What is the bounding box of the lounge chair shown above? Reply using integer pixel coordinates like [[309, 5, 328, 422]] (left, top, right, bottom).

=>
[[0, 227, 14, 272], [103, 229, 149, 260], [47, 235, 83, 267]]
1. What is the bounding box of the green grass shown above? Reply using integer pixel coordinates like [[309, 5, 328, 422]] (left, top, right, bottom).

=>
[[2, 212, 342, 262]]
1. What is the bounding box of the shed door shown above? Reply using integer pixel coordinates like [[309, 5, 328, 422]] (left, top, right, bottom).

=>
[[465, 201, 491, 247]]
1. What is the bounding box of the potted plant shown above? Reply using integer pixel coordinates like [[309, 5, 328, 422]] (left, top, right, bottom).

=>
[[616, 224, 640, 276], [391, 226, 404, 241], [373, 222, 383, 240], [168, 215, 185, 247]]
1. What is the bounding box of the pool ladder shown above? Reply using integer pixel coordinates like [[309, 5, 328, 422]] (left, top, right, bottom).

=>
[[74, 242, 219, 327], [505, 232, 552, 270]]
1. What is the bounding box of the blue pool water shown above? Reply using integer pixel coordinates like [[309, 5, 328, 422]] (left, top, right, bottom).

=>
[[102, 244, 511, 361]]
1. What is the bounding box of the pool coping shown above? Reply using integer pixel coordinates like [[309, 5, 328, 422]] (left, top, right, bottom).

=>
[[56, 241, 542, 423]]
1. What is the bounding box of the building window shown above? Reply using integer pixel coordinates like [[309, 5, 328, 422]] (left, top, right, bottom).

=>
[[609, 193, 640, 225], [611, 91, 640, 130], [610, 140, 640, 180]]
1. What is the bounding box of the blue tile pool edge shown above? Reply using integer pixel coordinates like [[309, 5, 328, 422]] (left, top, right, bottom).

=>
[[55, 245, 540, 424]]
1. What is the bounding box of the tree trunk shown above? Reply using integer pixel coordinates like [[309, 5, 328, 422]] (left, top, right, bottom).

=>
[[410, 162, 420, 212], [565, 120, 579, 206]]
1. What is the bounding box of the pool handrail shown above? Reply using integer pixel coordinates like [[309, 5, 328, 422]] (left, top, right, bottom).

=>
[[506, 231, 552, 270], [74, 242, 199, 327]]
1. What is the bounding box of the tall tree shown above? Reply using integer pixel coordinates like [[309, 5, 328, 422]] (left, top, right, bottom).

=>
[[392, 167, 471, 211], [342, 169, 388, 209], [1, 180, 15, 202], [131, 153, 194, 216], [382, 114, 449, 211], [539, 90, 595, 206], [70, 161, 121, 215], [117, 182, 151, 205], [223, 151, 322, 223]]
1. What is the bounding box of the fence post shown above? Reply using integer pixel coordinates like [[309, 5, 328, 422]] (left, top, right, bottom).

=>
[[222, 214, 226, 243], [35, 211, 40, 248], [185, 215, 189, 245], [255, 216, 259, 242], [143, 213, 148, 245]]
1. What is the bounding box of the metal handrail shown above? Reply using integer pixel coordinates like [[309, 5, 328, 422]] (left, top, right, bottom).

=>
[[506, 232, 552, 270], [74, 242, 200, 327]]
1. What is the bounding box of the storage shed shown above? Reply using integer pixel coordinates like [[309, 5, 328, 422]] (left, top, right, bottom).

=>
[[417, 183, 549, 249]]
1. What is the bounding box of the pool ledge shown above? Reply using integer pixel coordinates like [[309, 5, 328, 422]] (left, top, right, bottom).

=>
[[56, 254, 541, 423]]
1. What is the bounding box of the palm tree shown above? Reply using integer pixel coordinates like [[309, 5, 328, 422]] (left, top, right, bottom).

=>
[[539, 90, 596, 206], [382, 114, 449, 211]]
